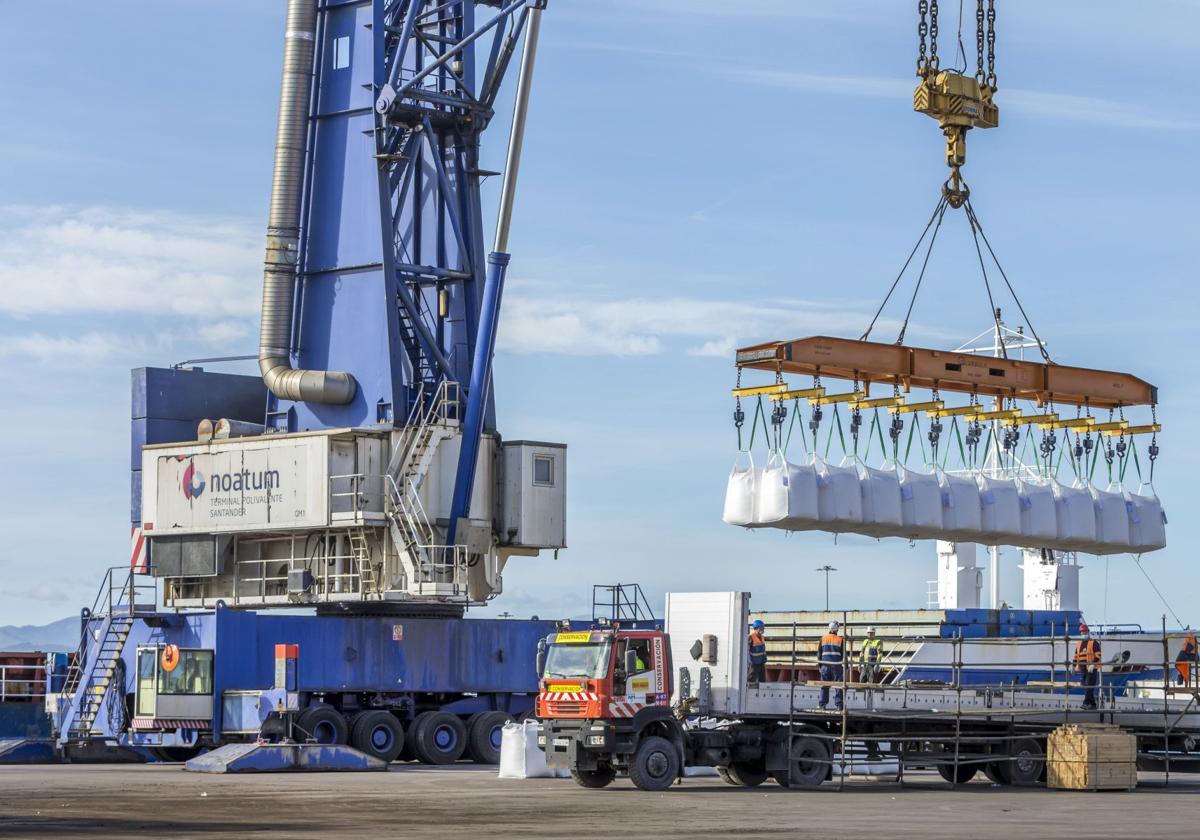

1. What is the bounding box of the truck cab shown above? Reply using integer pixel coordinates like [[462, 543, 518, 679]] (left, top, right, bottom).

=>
[[535, 627, 683, 790]]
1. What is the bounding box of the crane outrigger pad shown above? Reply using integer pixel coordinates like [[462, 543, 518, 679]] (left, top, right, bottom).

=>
[[736, 336, 1156, 409], [185, 742, 387, 774]]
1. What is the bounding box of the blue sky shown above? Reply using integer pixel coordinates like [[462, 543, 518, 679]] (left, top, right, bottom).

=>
[[0, 1, 1197, 628]]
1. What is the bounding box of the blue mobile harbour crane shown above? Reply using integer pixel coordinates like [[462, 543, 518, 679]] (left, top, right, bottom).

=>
[[45, 0, 565, 771]]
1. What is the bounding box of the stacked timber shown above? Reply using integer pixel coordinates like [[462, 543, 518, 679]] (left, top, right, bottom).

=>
[[1046, 723, 1137, 791]]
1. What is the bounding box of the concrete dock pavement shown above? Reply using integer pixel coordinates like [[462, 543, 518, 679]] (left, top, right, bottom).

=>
[[0, 764, 1194, 839]]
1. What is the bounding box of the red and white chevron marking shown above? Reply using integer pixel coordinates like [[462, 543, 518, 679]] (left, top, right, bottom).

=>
[[607, 700, 645, 718], [541, 692, 599, 702], [131, 527, 148, 573]]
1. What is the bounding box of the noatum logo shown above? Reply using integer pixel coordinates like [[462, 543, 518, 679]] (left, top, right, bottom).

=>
[[181, 460, 281, 499], [182, 461, 206, 500]]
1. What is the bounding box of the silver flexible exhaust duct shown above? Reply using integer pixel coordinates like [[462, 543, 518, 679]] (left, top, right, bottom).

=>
[[258, 0, 356, 405]]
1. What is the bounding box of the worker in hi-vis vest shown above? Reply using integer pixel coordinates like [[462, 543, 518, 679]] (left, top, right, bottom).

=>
[[818, 621, 845, 710], [1176, 630, 1198, 686], [748, 620, 768, 684], [859, 626, 883, 684], [1074, 622, 1102, 710]]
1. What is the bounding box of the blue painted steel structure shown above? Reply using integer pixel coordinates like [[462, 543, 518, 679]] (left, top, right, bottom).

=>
[[267, 0, 542, 437], [59, 606, 560, 749]]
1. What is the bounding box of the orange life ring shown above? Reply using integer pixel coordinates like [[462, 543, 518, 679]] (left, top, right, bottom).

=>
[[161, 644, 180, 673]]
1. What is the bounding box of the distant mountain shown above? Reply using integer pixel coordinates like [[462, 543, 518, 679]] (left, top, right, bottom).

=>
[[0, 616, 80, 653]]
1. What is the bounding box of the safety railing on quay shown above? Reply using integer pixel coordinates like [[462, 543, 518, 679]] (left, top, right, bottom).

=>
[[758, 612, 1200, 789], [0, 661, 48, 702]]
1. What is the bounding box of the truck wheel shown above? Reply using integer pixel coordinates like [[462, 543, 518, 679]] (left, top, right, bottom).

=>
[[350, 711, 405, 763], [466, 711, 512, 764], [296, 704, 349, 745], [628, 736, 680, 792], [984, 761, 1009, 784], [1007, 738, 1044, 786], [718, 763, 768, 787], [937, 762, 978, 784], [772, 735, 829, 789], [571, 765, 616, 788], [411, 711, 467, 764]]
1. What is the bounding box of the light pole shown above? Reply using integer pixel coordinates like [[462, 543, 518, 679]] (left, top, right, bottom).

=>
[[815, 565, 837, 611]]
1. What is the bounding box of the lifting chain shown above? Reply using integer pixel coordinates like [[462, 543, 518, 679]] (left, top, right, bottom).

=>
[[917, 0, 941, 77], [927, 387, 943, 460], [986, 0, 997, 89], [733, 368, 745, 431], [975, 0, 985, 84], [1081, 400, 1094, 461], [966, 419, 983, 463], [1148, 404, 1160, 479], [809, 375, 824, 446], [1104, 410, 1116, 467], [850, 379, 863, 453]]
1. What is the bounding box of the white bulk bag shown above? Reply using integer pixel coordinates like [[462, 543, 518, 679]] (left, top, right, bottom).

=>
[[1125, 484, 1167, 553], [1016, 478, 1058, 547], [1087, 485, 1131, 554], [856, 462, 904, 537], [897, 465, 943, 537], [938, 471, 983, 541], [722, 454, 758, 526], [815, 458, 863, 531], [1053, 481, 1096, 550], [976, 475, 1022, 545], [498, 721, 565, 779], [755, 454, 819, 529]]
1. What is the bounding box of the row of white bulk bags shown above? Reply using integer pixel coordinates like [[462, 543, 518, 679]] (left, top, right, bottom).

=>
[[724, 454, 1166, 554]]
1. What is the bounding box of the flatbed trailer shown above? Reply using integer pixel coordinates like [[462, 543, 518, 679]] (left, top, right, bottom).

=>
[[537, 592, 1200, 790]]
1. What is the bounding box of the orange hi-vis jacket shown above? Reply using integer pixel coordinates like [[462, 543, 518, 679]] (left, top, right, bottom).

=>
[[1074, 638, 1101, 672], [819, 633, 845, 665]]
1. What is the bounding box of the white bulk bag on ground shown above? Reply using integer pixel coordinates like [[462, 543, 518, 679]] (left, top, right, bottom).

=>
[[755, 454, 819, 529], [976, 475, 1022, 545], [815, 458, 863, 531], [498, 721, 565, 779], [1016, 477, 1058, 547], [1088, 485, 1131, 554], [897, 466, 943, 536], [722, 454, 758, 526], [1053, 481, 1096, 550], [1125, 484, 1167, 553], [856, 462, 904, 537], [938, 471, 983, 541]]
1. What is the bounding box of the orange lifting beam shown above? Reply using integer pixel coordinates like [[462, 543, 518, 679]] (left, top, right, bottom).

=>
[[735, 336, 1157, 410]]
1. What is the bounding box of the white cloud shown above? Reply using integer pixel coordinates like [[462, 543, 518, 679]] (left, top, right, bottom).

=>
[[498, 292, 941, 358], [0, 331, 157, 366], [718, 67, 909, 99], [1002, 88, 1200, 131], [0, 205, 261, 317]]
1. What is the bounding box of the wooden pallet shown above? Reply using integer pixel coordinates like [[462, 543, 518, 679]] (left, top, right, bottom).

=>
[[1047, 723, 1137, 791]]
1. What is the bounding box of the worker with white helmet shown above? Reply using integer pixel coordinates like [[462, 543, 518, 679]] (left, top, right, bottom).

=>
[[818, 620, 845, 710], [859, 626, 883, 684]]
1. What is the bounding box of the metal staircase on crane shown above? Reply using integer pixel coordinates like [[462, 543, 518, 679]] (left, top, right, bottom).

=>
[[385, 381, 466, 595], [57, 568, 154, 745]]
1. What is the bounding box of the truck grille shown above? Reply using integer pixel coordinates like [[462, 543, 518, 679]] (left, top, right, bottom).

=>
[[546, 699, 587, 716]]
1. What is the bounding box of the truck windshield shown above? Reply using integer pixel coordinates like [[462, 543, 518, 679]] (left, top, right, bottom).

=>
[[544, 642, 611, 679]]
